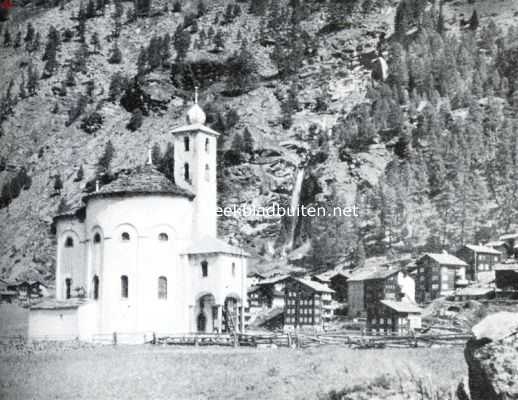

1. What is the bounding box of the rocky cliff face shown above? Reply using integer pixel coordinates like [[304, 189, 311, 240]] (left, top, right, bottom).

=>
[[462, 312, 518, 400]]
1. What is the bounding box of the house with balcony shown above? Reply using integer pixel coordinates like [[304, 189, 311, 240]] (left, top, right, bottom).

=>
[[456, 244, 501, 283], [415, 252, 468, 303]]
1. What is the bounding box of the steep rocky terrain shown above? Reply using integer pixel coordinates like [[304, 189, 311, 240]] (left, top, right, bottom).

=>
[[1, 0, 518, 283]]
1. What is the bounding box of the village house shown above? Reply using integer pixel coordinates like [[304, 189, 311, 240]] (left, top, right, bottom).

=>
[[283, 277, 334, 331], [246, 272, 266, 287], [5, 279, 49, 302], [484, 240, 509, 260], [494, 262, 518, 295], [456, 244, 501, 283], [28, 98, 250, 342], [415, 253, 468, 303], [311, 271, 350, 303], [497, 233, 518, 258], [347, 267, 415, 318], [446, 287, 495, 302], [0, 279, 16, 303], [366, 300, 422, 335]]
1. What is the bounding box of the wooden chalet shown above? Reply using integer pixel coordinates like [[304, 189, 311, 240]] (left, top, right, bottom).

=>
[[5, 279, 49, 301], [494, 263, 518, 295], [284, 277, 334, 331], [498, 233, 518, 258], [366, 300, 422, 335], [311, 271, 350, 303], [0, 279, 16, 303], [456, 244, 501, 283], [485, 240, 509, 260], [347, 267, 405, 318], [415, 253, 468, 303]]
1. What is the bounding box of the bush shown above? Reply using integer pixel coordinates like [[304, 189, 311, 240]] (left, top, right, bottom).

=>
[[80, 111, 104, 134]]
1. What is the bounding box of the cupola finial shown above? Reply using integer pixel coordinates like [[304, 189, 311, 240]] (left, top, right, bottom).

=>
[[194, 86, 199, 104]]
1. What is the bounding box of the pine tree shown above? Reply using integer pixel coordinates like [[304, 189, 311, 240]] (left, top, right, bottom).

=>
[[3, 27, 11, 47], [108, 40, 122, 63], [26, 64, 39, 96], [151, 143, 162, 165], [249, 0, 267, 16], [24, 23, 35, 43], [65, 67, 76, 87], [126, 109, 143, 131], [226, 42, 258, 95], [353, 239, 366, 268], [242, 127, 254, 154], [158, 142, 175, 182], [86, 0, 96, 18], [13, 31, 21, 48], [97, 140, 115, 174], [172, 0, 181, 12], [74, 165, 84, 182], [108, 72, 128, 101], [173, 27, 191, 61], [197, 0, 206, 17], [53, 174, 63, 193], [90, 32, 102, 53], [469, 10, 479, 31], [213, 29, 225, 51]]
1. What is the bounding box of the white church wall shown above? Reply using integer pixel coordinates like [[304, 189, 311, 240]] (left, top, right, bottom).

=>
[[56, 219, 86, 300], [85, 195, 194, 334]]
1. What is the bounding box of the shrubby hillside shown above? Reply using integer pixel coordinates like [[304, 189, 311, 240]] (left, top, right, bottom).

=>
[[0, 0, 517, 282]]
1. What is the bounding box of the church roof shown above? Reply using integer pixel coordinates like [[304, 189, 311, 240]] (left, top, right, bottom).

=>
[[83, 165, 194, 201], [182, 236, 250, 257], [171, 123, 220, 137]]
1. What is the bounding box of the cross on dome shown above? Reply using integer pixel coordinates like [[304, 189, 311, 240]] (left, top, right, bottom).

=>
[[186, 86, 206, 125]]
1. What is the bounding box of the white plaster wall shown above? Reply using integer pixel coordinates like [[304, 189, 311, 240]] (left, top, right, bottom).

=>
[[56, 219, 87, 300], [398, 273, 416, 303], [173, 130, 217, 239], [85, 195, 194, 334], [28, 308, 79, 340]]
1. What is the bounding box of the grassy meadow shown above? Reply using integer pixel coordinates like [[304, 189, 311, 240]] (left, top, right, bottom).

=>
[[0, 304, 466, 399]]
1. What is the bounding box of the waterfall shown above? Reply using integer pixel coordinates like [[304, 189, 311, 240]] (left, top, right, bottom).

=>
[[285, 168, 305, 251]]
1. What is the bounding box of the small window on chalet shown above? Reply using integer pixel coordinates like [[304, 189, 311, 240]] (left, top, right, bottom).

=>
[[93, 233, 101, 244], [184, 136, 190, 151], [65, 237, 74, 248], [121, 275, 129, 298], [65, 278, 72, 299], [158, 233, 168, 241], [232, 262, 236, 277], [158, 276, 167, 299], [201, 260, 208, 277], [121, 232, 130, 242], [93, 275, 99, 300], [184, 163, 190, 181], [204, 164, 210, 181], [205, 138, 209, 153]]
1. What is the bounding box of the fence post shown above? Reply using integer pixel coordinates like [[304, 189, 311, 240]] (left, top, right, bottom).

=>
[[152, 332, 156, 345], [113, 332, 117, 345], [287, 332, 292, 348], [233, 333, 238, 348]]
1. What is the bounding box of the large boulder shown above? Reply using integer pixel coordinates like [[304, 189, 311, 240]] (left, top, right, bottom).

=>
[[464, 312, 518, 400]]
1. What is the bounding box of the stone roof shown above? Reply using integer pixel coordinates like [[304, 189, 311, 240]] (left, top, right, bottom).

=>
[[181, 236, 250, 257], [171, 123, 220, 137], [296, 278, 334, 293], [83, 165, 194, 201], [380, 300, 422, 314], [464, 244, 501, 255], [421, 253, 468, 267], [348, 267, 400, 282]]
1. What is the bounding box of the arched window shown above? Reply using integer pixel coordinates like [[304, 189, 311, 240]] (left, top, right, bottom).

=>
[[93, 275, 99, 300], [158, 233, 168, 241], [201, 260, 208, 277], [65, 278, 72, 299], [93, 233, 101, 243], [232, 262, 236, 277], [121, 232, 130, 241], [184, 136, 190, 151], [121, 275, 128, 298], [205, 138, 209, 153], [204, 164, 210, 181], [158, 276, 167, 299], [184, 163, 190, 181], [65, 237, 74, 248]]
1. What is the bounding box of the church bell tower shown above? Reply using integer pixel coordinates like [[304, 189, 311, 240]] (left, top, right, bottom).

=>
[[171, 88, 220, 239]]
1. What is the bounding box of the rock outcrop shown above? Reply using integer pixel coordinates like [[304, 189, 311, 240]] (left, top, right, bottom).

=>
[[463, 312, 518, 400]]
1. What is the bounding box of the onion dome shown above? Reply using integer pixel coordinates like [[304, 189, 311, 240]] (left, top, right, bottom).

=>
[[186, 103, 206, 125]]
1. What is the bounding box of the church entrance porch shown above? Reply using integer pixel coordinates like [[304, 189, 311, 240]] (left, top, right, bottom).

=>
[[223, 295, 243, 333], [194, 293, 218, 333]]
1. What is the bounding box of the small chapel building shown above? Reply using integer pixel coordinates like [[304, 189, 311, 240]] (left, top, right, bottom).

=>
[[28, 97, 250, 342]]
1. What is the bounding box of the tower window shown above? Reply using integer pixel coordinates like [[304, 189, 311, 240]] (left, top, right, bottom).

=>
[[205, 138, 209, 153], [121, 275, 128, 298], [232, 262, 236, 277], [121, 232, 130, 241], [65, 237, 74, 248], [93, 233, 101, 243], [204, 164, 210, 181], [201, 261, 208, 277], [93, 275, 99, 300], [158, 233, 168, 241], [184, 136, 190, 151], [158, 276, 167, 299], [184, 163, 190, 181], [65, 278, 72, 299]]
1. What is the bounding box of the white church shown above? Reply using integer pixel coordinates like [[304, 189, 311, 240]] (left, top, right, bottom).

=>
[[28, 96, 250, 342]]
